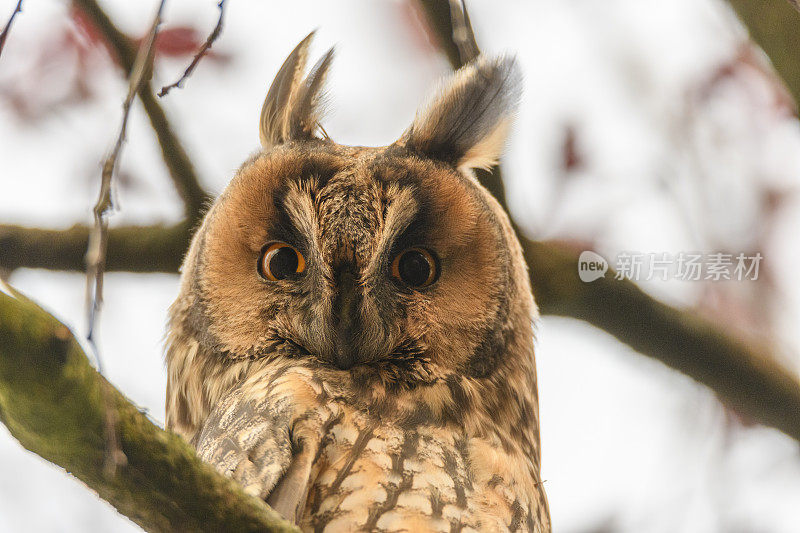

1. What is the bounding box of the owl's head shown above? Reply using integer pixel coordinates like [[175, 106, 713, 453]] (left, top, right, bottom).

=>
[[172, 33, 534, 393]]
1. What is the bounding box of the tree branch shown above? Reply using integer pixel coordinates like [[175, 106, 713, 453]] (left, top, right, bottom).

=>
[[0, 223, 189, 273], [523, 239, 800, 442], [86, 0, 165, 313], [0, 285, 297, 532], [72, 0, 209, 222], [86, 0, 167, 476]]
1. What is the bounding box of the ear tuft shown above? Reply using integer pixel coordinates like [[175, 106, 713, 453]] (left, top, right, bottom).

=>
[[398, 55, 522, 172], [288, 47, 334, 140], [259, 32, 334, 150]]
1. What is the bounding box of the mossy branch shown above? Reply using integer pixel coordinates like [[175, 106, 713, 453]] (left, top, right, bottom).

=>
[[0, 286, 296, 533]]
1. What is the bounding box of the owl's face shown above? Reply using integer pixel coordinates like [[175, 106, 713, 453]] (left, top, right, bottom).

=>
[[196, 141, 518, 387], [175, 34, 532, 392]]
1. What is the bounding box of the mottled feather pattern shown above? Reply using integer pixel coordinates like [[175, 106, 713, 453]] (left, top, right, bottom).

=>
[[166, 33, 550, 532], [195, 362, 549, 532], [195, 384, 293, 499]]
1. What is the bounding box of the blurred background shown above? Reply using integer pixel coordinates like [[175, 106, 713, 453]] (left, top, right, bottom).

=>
[[2, 0, 800, 531]]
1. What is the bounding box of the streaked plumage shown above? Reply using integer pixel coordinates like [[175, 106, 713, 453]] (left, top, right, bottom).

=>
[[166, 32, 551, 532]]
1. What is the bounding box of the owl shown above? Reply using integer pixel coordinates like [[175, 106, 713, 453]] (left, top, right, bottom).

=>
[[165, 32, 550, 532]]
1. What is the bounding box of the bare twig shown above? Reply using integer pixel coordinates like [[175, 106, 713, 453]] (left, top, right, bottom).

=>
[[447, 0, 479, 64], [73, 0, 209, 221], [0, 0, 23, 59], [88, 0, 165, 336], [159, 0, 227, 97], [86, 0, 166, 477]]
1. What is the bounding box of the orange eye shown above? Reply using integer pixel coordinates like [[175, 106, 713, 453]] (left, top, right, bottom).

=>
[[258, 242, 306, 281], [391, 248, 438, 288]]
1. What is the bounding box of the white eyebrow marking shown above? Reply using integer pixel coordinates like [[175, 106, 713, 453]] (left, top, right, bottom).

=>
[[364, 183, 418, 280], [282, 179, 325, 267]]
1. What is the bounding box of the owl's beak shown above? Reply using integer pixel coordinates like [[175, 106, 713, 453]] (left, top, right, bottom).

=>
[[330, 268, 365, 370]]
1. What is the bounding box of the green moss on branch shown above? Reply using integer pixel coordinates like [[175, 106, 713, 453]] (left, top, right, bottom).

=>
[[0, 287, 296, 533]]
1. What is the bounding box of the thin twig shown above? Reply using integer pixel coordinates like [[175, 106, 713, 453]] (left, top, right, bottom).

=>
[[447, 0, 479, 64], [0, 0, 23, 59], [159, 0, 227, 97], [85, 0, 166, 477], [73, 0, 209, 220]]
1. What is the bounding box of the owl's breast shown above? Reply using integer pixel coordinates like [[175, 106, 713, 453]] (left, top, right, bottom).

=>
[[265, 365, 549, 532]]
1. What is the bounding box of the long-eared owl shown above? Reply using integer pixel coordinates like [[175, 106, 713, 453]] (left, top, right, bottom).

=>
[[165, 32, 551, 532]]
